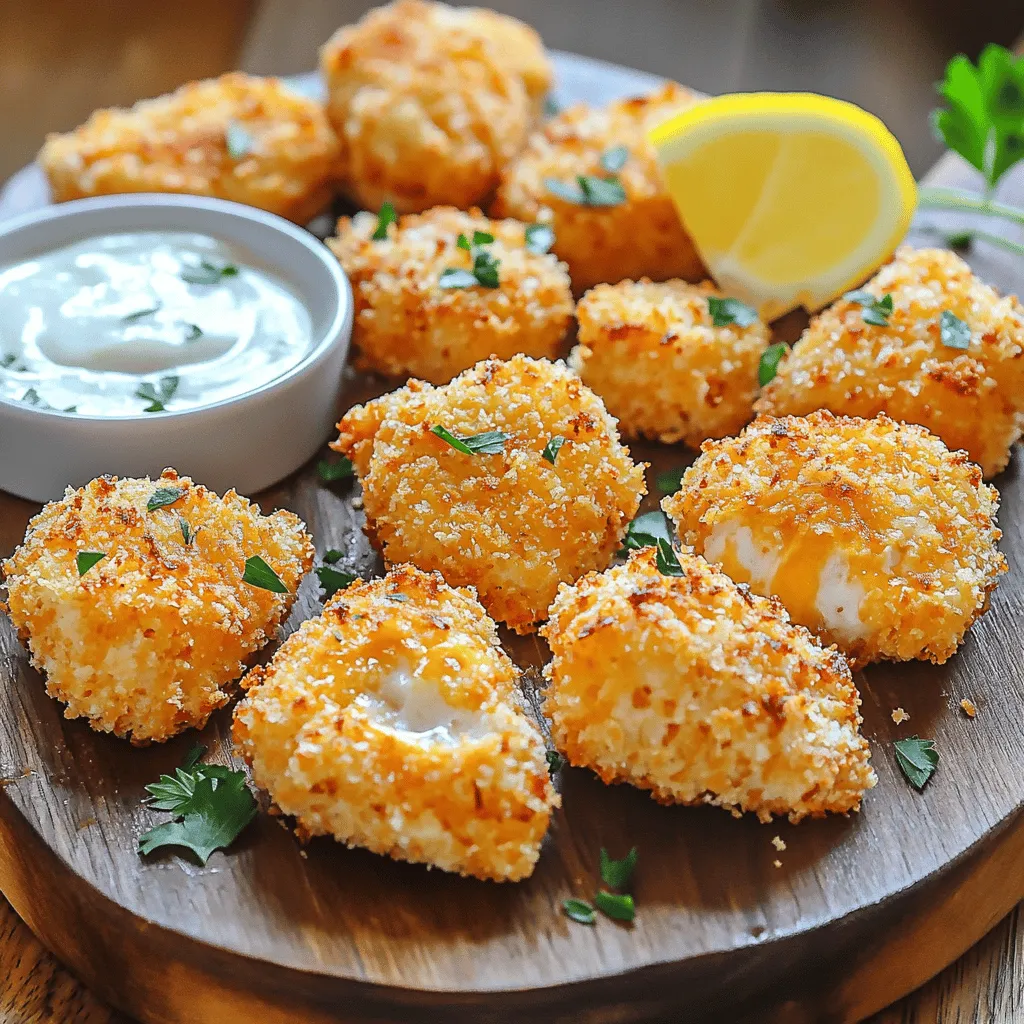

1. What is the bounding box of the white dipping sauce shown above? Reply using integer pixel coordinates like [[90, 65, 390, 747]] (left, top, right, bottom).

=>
[[0, 231, 313, 415]]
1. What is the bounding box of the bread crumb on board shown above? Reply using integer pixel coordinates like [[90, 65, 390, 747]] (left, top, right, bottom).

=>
[[891, 707, 910, 725], [960, 698, 977, 718], [772, 836, 787, 852], [773, 859, 783, 869]]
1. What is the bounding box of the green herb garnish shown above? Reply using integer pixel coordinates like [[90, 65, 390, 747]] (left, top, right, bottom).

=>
[[323, 549, 343, 563], [147, 485, 185, 512], [180, 260, 239, 286], [225, 120, 255, 161], [317, 456, 354, 482], [542, 435, 565, 464], [136, 375, 180, 413], [546, 750, 565, 774], [122, 305, 162, 323], [656, 467, 685, 495], [372, 201, 397, 240], [316, 565, 357, 599], [182, 322, 203, 341], [600, 847, 638, 891], [621, 510, 674, 552], [843, 289, 894, 327], [441, 232, 501, 289], [543, 96, 562, 118], [1, 353, 17, 368], [563, 898, 596, 925], [241, 555, 288, 594], [594, 891, 635, 922], [946, 230, 974, 249], [438, 268, 479, 289], [940, 310, 972, 349], [524, 223, 555, 254], [600, 145, 629, 173], [431, 425, 509, 455], [655, 538, 684, 577], [895, 736, 939, 791], [708, 296, 758, 328], [20, 388, 75, 412], [758, 342, 788, 387], [180, 518, 195, 545], [545, 174, 627, 207], [76, 551, 106, 576]]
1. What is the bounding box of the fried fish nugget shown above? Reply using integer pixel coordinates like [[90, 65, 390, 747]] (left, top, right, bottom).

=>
[[542, 548, 876, 821], [664, 411, 1007, 668], [320, 0, 534, 213], [38, 73, 341, 223], [756, 247, 1024, 478], [233, 565, 558, 882], [3, 469, 313, 744], [491, 84, 705, 293], [328, 206, 573, 383], [571, 278, 770, 445], [334, 354, 646, 632]]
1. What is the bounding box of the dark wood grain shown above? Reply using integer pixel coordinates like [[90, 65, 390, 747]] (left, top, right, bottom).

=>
[[3, 54, 1024, 1024]]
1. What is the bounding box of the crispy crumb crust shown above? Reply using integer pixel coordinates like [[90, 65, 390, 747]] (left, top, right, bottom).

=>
[[37, 73, 341, 224], [333, 354, 646, 632], [756, 247, 1024, 478], [328, 206, 573, 384], [541, 548, 876, 822], [664, 411, 1007, 667], [491, 83, 705, 293], [571, 278, 770, 445], [459, 6, 552, 109], [320, 0, 536, 213], [233, 564, 558, 882], [3, 469, 313, 744]]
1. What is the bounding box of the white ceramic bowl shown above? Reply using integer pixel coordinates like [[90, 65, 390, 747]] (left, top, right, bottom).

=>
[[0, 194, 352, 502]]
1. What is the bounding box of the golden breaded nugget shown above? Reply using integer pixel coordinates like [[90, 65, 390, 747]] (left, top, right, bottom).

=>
[[38, 73, 340, 224], [571, 278, 770, 445], [328, 206, 573, 384], [3, 469, 313, 744], [543, 548, 876, 821], [459, 7, 552, 110], [233, 565, 558, 882], [334, 354, 646, 632], [756, 247, 1024, 478], [320, 0, 534, 213], [491, 84, 705, 293], [664, 411, 1007, 668]]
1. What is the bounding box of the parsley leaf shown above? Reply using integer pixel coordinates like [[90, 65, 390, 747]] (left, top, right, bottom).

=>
[[546, 750, 565, 774], [758, 342, 788, 387], [122, 304, 162, 323], [544, 174, 626, 207], [181, 742, 206, 771], [323, 549, 343, 563], [940, 310, 972, 349], [241, 555, 289, 594], [431, 425, 509, 455], [600, 847, 638, 891], [946, 230, 974, 249], [622, 510, 674, 552], [708, 296, 758, 328], [543, 95, 562, 118], [600, 145, 629, 173], [135, 375, 179, 413], [316, 565, 357, 599], [1, 353, 17, 368], [656, 467, 685, 495], [76, 551, 106, 576], [524, 223, 555, 254], [317, 456, 354, 482], [180, 259, 239, 286], [594, 891, 635, 922], [225, 120, 255, 160], [895, 736, 939, 790], [542, 435, 565, 464], [563, 898, 596, 924], [843, 289, 894, 327], [179, 518, 195, 545], [147, 485, 185, 512], [182, 322, 203, 341], [655, 537, 684, 577], [438, 268, 479, 289], [440, 233, 501, 289], [372, 201, 397, 240]]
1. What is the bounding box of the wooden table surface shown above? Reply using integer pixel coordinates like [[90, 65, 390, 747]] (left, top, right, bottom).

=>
[[3, 2, 1024, 1021]]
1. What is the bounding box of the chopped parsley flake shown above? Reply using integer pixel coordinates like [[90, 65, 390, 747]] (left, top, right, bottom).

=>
[[182, 322, 203, 341], [545, 174, 626, 207], [441, 233, 501, 289], [225, 120, 255, 160], [707, 296, 758, 328], [600, 145, 629, 173], [136, 375, 179, 413], [655, 537, 684, 577], [542, 435, 565, 464], [316, 565, 357, 599], [656, 467, 685, 495], [241, 555, 288, 594], [323, 549, 343, 564], [758, 342, 788, 387], [76, 551, 106, 576], [894, 736, 939, 790], [122, 304, 162, 323], [524, 223, 555, 254], [1, 353, 17, 368], [317, 456, 355, 482], [147, 485, 185, 512], [431, 425, 509, 455], [622, 510, 674, 552], [180, 260, 239, 286], [594, 890, 635, 922], [546, 750, 565, 774], [180, 518, 195, 545], [843, 289, 894, 327], [600, 847, 638, 891], [939, 310, 972, 349], [372, 201, 397, 240], [563, 898, 596, 924]]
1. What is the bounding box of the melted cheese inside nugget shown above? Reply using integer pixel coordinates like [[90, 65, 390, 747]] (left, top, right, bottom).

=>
[[233, 566, 558, 882], [3, 470, 313, 744], [664, 411, 1007, 668], [571, 278, 770, 445], [491, 84, 705, 293], [321, 0, 538, 213], [756, 247, 1024, 478], [542, 548, 876, 822], [38, 73, 341, 224], [329, 206, 573, 384], [334, 354, 646, 632]]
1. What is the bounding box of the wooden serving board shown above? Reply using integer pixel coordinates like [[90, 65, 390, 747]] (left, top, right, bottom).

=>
[[3, 53, 1024, 1024]]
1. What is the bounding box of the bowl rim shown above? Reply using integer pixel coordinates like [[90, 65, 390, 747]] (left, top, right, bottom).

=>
[[0, 193, 352, 424]]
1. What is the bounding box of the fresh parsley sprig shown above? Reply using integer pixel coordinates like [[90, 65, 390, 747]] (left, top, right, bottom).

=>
[[136, 375, 180, 413], [655, 538, 684, 577], [372, 201, 397, 240], [242, 555, 289, 594], [758, 342, 788, 387], [316, 565, 357, 599], [76, 551, 106, 576], [147, 485, 185, 512], [431, 425, 509, 455], [894, 736, 939, 791], [843, 290, 894, 327], [440, 231, 501, 289], [621, 510, 674, 552], [708, 296, 758, 328]]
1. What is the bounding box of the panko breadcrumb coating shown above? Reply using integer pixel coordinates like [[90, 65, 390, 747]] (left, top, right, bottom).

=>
[[321, 0, 539, 213], [542, 548, 876, 822], [38, 73, 341, 223], [757, 247, 1024, 478], [571, 278, 770, 445], [334, 354, 646, 632], [491, 84, 705, 293], [233, 565, 558, 881], [3, 470, 313, 744], [664, 411, 1007, 668], [328, 206, 573, 383]]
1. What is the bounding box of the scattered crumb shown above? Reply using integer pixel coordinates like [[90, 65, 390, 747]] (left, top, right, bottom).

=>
[[772, 835, 787, 852], [299, 849, 308, 860], [891, 707, 910, 725], [773, 859, 782, 869], [960, 698, 977, 718], [351, 494, 364, 509]]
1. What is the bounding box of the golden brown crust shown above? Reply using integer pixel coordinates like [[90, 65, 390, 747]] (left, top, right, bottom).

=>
[[333, 354, 646, 632], [37, 73, 341, 223], [571, 278, 770, 445], [541, 548, 876, 822], [233, 564, 558, 882], [3, 469, 313, 743], [756, 247, 1024, 478], [328, 206, 573, 383]]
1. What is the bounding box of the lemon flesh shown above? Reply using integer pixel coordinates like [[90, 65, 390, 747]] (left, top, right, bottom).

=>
[[650, 93, 917, 320]]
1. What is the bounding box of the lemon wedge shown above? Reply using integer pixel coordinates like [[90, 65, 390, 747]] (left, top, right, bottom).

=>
[[649, 93, 917, 320]]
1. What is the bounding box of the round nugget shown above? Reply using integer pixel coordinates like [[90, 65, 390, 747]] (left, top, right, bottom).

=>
[[756, 247, 1024, 478], [320, 0, 533, 213], [571, 278, 770, 445], [542, 548, 875, 821], [233, 565, 558, 882], [491, 84, 705, 293], [328, 206, 573, 383], [664, 411, 1007, 668], [3, 469, 313, 744], [38, 73, 341, 224], [334, 354, 646, 632]]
